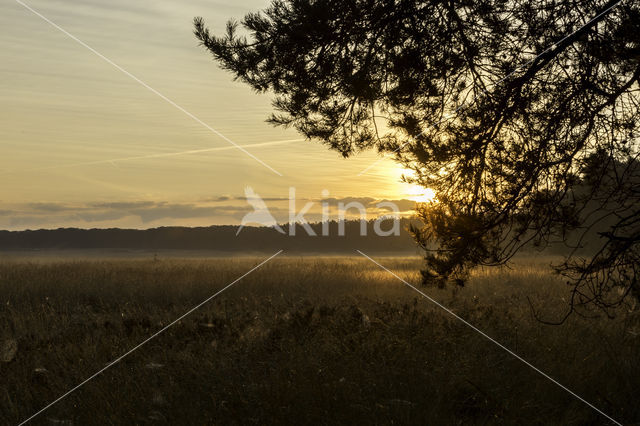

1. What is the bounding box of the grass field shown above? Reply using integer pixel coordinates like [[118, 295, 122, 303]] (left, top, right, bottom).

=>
[[1, 255, 639, 425]]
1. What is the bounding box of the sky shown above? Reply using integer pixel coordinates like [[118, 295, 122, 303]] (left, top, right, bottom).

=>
[[0, 0, 426, 230]]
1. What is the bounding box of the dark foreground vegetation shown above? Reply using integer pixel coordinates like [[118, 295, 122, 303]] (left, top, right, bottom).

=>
[[1, 256, 638, 425]]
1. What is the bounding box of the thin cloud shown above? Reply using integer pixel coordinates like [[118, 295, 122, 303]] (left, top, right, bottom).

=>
[[0, 196, 417, 230]]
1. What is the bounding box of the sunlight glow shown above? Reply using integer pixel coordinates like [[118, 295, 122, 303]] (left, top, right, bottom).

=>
[[405, 184, 436, 203], [391, 167, 437, 203]]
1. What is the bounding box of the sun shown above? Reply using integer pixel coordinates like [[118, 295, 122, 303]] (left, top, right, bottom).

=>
[[385, 166, 437, 203], [405, 184, 436, 203]]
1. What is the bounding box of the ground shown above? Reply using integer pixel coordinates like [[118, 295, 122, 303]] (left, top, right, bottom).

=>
[[1, 255, 638, 425]]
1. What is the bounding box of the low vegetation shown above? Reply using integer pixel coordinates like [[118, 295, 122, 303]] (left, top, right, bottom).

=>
[[1, 255, 638, 424]]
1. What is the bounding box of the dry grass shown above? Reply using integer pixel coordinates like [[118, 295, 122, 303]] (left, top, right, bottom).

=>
[[0, 255, 638, 425]]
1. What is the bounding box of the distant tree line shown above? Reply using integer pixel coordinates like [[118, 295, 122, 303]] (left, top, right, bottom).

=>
[[0, 220, 419, 254]]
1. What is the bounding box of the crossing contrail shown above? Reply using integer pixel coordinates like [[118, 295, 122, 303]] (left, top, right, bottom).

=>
[[16, 0, 289, 176], [2, 139, 304, 175]]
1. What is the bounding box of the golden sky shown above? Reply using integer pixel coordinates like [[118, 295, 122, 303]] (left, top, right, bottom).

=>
[[0, 0, 425, 229]]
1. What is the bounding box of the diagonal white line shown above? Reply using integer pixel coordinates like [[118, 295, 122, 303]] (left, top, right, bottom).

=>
[[1, 138, 304, 175], [18, 250, 283, 426], [357, 0, 625, 176], [356, 250, 622, 426], [15, 0, 284, 177]]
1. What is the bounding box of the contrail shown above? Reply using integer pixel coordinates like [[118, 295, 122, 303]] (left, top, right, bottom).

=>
[[16, 0, 285, 176], [2, 139, 304, 175]]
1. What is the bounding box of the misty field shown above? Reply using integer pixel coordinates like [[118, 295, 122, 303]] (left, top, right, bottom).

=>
[[1, 255, 639, 425]]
